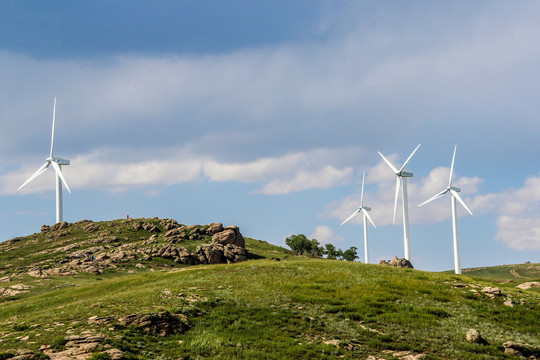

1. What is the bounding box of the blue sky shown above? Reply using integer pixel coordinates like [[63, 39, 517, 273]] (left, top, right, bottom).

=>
[[1, 1, 539, 271]]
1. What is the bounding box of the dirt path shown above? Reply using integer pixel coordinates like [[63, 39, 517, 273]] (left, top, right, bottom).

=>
[[510, 268, 528, 278]]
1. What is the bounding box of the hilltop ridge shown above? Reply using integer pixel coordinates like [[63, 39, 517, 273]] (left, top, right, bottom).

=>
[[0, 218, 250, 281]]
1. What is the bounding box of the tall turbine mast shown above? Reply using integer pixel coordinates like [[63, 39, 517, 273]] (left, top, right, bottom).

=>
[[341, 171, 376, 263], [378, 144, 421, 261], [18, 98, 71, 224], [418, 145, 473, 274]]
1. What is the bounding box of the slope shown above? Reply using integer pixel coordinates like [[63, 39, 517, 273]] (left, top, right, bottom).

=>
[[0, 218, 538, 360]]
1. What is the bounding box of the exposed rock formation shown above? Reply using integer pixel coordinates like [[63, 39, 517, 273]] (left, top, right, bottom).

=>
[[481, 286, 502, 298], [517, 281, 540, 290], [502, 341, 538, 358], [43, 333, 124, 359], [379, 256, 414, 268], [118, 312, 188, 337]]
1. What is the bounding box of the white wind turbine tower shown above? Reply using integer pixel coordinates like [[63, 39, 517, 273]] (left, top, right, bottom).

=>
[[418, 145, 473, 275], [341, 172, 376, 263], [18, 98, 71, 224], [378, 144, 421, 261]]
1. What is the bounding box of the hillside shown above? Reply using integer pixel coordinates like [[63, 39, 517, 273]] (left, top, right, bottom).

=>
[[462, 263, 540, 283], [0, 218, 539, 360]]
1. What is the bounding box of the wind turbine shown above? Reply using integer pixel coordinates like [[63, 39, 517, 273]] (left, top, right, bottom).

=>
[[378, 143, 421, 261], [418, 145, 472, 275], [18, 98, 71, 224], [341, 172, 376, 263]]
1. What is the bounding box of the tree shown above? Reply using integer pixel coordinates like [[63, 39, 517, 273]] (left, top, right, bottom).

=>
[[309, 239, 324, 257], [285, 234, 312, 255], [342, 246, 358, 262], [285, 234, 324, 257], [324, 243, 339, 259]]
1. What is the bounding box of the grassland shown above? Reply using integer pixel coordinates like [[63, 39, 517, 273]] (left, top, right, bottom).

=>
[[0, 219, 539, 359]]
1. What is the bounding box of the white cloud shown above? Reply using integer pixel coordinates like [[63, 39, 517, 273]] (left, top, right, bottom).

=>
[[491, 174, 540, 250], [1, 146, 362, 196], [309, 225, 343, 245], [258, 166, 353, 195]]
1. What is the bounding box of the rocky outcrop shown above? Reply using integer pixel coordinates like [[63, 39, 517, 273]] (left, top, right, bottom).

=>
[[481, 286, 502, 298], [379, 256, 414, 268], [118, 312, 188, 337], [212, 225, 245, 247], [502, 341, 538, 358], [3, 219, 248, 278], [517, 281, 540, 290], [43, 334, 124, 360]]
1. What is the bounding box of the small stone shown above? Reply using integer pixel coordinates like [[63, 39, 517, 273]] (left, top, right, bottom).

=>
[[466, 329, 488, 344]]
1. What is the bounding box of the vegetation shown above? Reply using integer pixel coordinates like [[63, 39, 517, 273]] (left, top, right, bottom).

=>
[[0, 219, 538, 359], [285, 234, 359, 261]]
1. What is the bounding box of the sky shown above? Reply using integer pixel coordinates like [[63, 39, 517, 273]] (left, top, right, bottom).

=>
[[1, 0, 539, 271]]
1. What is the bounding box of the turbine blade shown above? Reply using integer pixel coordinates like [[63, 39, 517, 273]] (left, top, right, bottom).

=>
[[18, 162, 50, 190], [51, 161, 72, 193], [449, 145, 457, 187], [418, 189, 448, 207], [378, 151, 399, 173], [400, 143, 421, 172], [450, 189, 473, 215], [50, 97, 56, 158], [393, 176, 400, 224], [360, 171, 366, 206], [362, 208, 376, 228], [341, 209, 361, 225]]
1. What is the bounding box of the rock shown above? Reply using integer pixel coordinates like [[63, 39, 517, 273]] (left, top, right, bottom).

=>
[[142, 223, 161, 233], [212, 226, 245, 247], [44, 334, 112, 359], [206, 222, 224, 234], [201, 244, 225, 264], [466, 329, 488, 344], [517, 281, 540, 290], [83, 223, 100, 232], [379, 256, 414, 268], [50, 221, 69, 231], [481, 287, 502, 298], [118, 312, 188, 337], [41, 225, 50, 233], [504, 298, 514, 307], [10, 349, 34, 360], [87, 316, 115, 325], [0, 276, 12, 282], [165, 227, 185, 238], [503, 341, 536, 358], [106, 348, 125, 359]]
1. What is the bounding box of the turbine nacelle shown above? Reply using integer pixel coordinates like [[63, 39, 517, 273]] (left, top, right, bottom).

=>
[[399, 171, 414, 178], [361, 206, 371, 212], [450, 186, 460, 193], [51, 157, 70, 166]]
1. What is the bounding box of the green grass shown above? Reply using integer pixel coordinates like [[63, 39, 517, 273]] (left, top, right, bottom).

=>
[[1, 258, 539, 359], [1, 219, 539, 359]]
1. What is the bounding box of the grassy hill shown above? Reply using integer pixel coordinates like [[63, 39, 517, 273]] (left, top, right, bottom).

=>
[[0, 218, 539, 360], [461, 263, 540, 283]]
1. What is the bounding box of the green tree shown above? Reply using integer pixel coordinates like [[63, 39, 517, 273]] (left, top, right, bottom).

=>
[[308, 239, 324, 257], [285, 234, 312, 255], [324, 243, 339, 259], [342, 246, 358, 262]]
